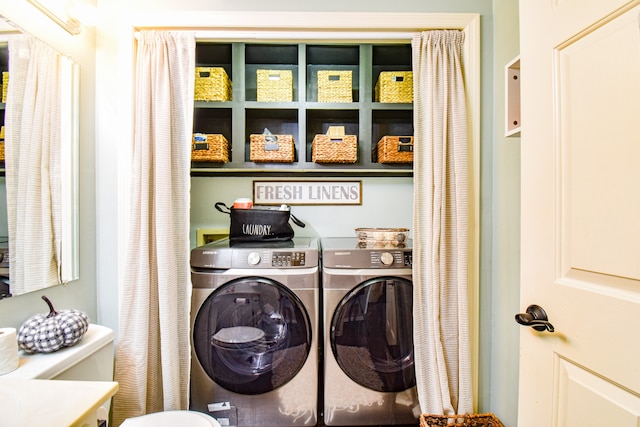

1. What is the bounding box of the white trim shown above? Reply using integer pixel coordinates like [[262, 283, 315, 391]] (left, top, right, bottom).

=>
[[102, 10, 481, 407]]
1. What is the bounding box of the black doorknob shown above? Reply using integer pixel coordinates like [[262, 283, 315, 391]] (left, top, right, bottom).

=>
[[515, 304, 555, 332]]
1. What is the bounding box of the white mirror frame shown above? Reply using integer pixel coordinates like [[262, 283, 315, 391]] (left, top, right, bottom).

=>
[[60, 56, 79, 282]]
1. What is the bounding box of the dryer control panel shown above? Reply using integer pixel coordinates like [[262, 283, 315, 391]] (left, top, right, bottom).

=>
[[321, 237, 413, 269]]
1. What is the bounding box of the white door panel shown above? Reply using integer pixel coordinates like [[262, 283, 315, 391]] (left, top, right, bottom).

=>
[[518, 1, 640, 426]]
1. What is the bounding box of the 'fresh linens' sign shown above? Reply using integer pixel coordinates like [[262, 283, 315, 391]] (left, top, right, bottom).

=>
[[253, 180, 362, 205]]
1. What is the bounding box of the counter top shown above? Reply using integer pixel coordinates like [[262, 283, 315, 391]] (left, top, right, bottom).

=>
[[0, 378, 118, 427]]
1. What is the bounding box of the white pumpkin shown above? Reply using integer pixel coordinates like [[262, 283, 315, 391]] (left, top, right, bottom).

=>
[[17, 295, 89, 353]]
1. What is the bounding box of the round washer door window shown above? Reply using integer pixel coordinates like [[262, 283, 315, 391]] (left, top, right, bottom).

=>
[[330, 276, 415, 392], [193, 276, 311, 395]]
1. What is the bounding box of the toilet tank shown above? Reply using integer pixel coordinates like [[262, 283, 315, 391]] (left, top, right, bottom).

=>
[[4, 323, 115, 381]]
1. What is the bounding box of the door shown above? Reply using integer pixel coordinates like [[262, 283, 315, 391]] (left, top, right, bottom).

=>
[[518, 1, 640, 426], [192, 276, 311, 395], [330, 277, 415, 392]]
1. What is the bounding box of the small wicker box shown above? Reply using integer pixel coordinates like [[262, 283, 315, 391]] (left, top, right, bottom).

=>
[[250, 134, 295, 162], [194, 67, 232, 102], [317, 70, 352, 103], [2, 72, 8, 103], [375, 71, 413, 103], [312, 133, 357, 164], [257, 69, 293, 102], [191, 133, 230, 163], [376, 135, 414, 164]]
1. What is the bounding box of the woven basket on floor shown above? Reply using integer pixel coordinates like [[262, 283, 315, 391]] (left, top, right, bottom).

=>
[[421, 413, 504, 427]]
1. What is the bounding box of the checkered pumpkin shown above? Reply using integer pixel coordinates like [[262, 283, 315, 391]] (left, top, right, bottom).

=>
[[17, 295, 89, 354]]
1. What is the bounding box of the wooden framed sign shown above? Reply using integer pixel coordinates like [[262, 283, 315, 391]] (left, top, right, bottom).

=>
[[253, 180, 362, 206]]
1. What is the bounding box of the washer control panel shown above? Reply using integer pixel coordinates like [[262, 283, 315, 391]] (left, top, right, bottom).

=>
[[272, 251, 306, 267]]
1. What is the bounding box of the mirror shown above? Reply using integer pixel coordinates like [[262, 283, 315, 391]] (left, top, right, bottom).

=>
[[0, 16, 79, 299]]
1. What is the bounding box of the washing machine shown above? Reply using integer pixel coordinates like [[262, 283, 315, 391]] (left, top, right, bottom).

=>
[[321, 237, 420, 426], [190, 237, 319, 427]]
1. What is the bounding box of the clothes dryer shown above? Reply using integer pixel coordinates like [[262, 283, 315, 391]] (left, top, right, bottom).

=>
[[190, 237, 319, 427], [321, 237, 420, 426]]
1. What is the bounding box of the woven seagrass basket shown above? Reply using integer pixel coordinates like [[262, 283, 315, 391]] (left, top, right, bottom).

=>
[[420, 413, 504, 427], [257, 69, 293, 102], [376, 135, 414, 164], [317, 70, 352, 103], [191, 133, 229, 163], [2, 71, 8, 103], [194, 67, 232, 102], [312, 134, 357, 163], [375, 71, 413, 103], [0, 125, 4, 161], [250, 134, 295, 162]]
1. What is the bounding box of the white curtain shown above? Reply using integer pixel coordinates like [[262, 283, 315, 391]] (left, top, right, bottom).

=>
[[411, 30, 473, 417], [5, 35, 63, 294], [112, 31, 195, 426]]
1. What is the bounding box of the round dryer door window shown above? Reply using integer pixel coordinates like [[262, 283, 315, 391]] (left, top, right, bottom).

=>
[[330, 276, 415, 392], [193, 276, 312, 395]]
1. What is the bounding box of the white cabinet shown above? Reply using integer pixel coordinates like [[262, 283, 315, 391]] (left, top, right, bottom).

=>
[[505, 56, 521, 137]]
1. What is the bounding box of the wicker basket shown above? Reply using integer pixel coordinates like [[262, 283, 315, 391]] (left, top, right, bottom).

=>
[[0, 141, 4, 162], [375, 71, 413, 103], [376, 135, 414, 164], [191, 133, 230, 163], [312, 134, 357, 164], [317, 70, 352, 103], [257, 69, 293, 102], [420, 413, 505, 427], [2, 72, 8, 103], [250, 134, 295, 162], [194, 67, 232, 102]]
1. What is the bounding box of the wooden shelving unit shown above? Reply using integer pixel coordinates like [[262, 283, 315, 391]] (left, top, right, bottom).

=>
[[192, 42, 414, 176]]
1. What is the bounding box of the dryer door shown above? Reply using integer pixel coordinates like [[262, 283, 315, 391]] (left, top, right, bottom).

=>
[[330, 276, 415, 392], [193, 276, 311, 395]]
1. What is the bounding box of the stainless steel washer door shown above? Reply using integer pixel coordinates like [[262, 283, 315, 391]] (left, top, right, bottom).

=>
[[330, 276, 415, 393], [193, 276, 312, 395]]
